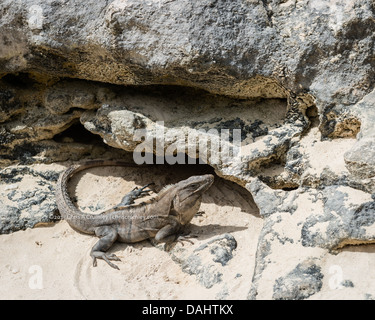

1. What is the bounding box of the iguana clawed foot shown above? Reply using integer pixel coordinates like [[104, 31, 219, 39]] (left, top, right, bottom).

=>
[[116, 183, 155, 207], [195, 211, 205, 217], [176, 234, 198, 246], [91, 252, 121, 270], [164, 234, 198, 251]]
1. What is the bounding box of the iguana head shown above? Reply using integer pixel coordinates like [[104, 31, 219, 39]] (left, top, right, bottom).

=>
[[172, 174, 214, 225]]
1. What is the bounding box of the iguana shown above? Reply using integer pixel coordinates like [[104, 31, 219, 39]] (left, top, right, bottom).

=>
[[55, 160, 214, 269]]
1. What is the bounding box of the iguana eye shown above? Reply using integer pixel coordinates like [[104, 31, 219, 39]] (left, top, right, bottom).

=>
[[190, 183, 199, 188]]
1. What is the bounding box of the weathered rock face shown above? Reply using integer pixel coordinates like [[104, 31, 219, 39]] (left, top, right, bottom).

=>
[[247, 179, 375, 300], [170, 234, 238, 290], [0, 0, 375, 299], [0, 164, 61, 233]]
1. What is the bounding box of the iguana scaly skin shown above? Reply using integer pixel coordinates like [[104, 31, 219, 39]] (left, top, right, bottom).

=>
[[55, 160, 214, 269]]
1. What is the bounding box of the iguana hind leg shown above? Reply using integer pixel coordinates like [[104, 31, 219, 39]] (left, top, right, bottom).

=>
[[91, 226, 121, 270]]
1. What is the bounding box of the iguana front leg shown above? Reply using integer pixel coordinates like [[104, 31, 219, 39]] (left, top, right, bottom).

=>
[[154, 223, 196, 250], [91, 226, 121, 270], [154, 223, 182, 243]]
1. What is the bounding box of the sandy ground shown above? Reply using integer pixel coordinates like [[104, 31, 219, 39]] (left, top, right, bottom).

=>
[[0, 164, 262, 300], [312, 244, 375, 300]]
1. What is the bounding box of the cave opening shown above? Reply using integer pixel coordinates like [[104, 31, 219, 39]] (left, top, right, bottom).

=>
[[53, 121, 103, 145], [306, 104, 320, 129]]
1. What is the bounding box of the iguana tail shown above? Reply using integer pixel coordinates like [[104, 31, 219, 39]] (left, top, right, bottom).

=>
[[55, 160, 144, 234]]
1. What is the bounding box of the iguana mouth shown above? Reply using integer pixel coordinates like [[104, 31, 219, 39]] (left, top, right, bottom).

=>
[[194, 174, 214, 193]]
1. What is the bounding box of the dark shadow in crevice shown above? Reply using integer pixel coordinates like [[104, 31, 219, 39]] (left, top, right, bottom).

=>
[[306, 104, 320, 129], [1, 73, 37, 89], [53, 120, 103, 145], [282, 186, 299, 191]]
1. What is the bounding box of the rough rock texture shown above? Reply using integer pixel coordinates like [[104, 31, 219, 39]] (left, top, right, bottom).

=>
[[272, 259, 323, 300], [170, 234, 237, 290], [1, 0, 374, 176], [247, 179, 375, 299], [1, 0, 375, 300], [0, 164, 61, 233]]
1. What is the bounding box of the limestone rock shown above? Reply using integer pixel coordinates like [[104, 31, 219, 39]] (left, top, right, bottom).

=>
[[272, 259, 323, 300], [170, 234, 237, 289], [79, 86, 306, 184], [44, 80, 99, 115], [344, 137, 375, 179], [0, 164, 61, 233], [247, 179, 375, 299]]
